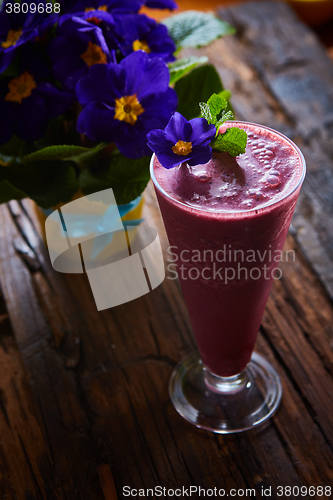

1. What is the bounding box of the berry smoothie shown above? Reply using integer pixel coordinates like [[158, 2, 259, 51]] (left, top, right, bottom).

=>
[[151, 122, 305, 377]]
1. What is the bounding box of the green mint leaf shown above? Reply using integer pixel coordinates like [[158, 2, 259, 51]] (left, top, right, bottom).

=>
[[207, 93, 228, 121], [168, 56, 208, 85], [203, 92, 234, 133], [213, 128, 247, 157], [163, 11, 235, 49], [218, 90, 232, 102], [215, 111, 234, 130], [199, 102, 213, 124]]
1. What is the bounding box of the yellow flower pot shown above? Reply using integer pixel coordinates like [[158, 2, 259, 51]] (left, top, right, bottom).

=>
[[34, 195, 145, 248]]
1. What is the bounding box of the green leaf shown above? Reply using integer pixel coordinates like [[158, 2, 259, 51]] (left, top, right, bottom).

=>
[[207, 93, 228, 120], [200, 93, 231, 126], [0, 142, 109, 206], [0, 135, 31, 157], [219, 89, 232, 102], [163, 11, 235, 49], [213, 128, 247, 157], [35, 115, 81, 149], [206, 92, 234, 127], [22, 145, 93, 164], [80, 154, 150, 205], [175, 64, 224, 119], [199, 103, 212, 124], [1, 161, 79, 208], [215, 111, 234, 130], [0, 180, 26, 204], [168, 56, 208, 85], [200, 90, 235, 138]]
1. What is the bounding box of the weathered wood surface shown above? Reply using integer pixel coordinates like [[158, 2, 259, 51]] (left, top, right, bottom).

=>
[[0, 1, 332, 498]]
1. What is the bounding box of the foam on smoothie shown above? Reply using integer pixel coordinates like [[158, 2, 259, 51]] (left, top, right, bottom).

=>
[[154, 122, 303, 212]]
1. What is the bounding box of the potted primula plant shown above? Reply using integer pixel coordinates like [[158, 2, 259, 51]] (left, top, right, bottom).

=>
[[0, 0, 234, 223]]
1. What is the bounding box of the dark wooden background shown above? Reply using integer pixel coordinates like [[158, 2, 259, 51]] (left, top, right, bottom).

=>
[[0, 2, 332, 498]]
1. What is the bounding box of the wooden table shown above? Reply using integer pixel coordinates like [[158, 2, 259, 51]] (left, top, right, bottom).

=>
[[0, 1, 332, 498]]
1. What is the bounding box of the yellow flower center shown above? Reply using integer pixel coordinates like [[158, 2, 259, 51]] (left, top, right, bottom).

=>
[[1, 29, 23, 49], [85, 5, 107, 12], [172, 140, 193, 156], [132, 39, 151, 53], [114, 95, 144, 125], [5, 72, 37, 104], [81, 42, 107, 67]]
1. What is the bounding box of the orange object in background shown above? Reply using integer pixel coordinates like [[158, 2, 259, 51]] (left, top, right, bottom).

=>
[[287, 0, 333, 26], [142, 0, 238, 19]]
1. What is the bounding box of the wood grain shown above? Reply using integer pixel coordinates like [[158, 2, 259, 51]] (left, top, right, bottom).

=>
[[0, 1, 332, 498]]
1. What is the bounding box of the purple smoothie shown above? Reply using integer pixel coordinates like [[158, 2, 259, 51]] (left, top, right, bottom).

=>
[[152, 122, 305, 377]]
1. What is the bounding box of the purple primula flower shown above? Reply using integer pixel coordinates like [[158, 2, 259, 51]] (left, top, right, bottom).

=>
[[0, 0, 56, 72], [145, 0, 178, 9], [147, 112, 216, 168], [49, 11, 116, 89], [76, 51, 178, 158], [115, 13, 175, 62], [62, 0, 178, 12], [59, 0, 143, 14], [0, 45, 73, 144]]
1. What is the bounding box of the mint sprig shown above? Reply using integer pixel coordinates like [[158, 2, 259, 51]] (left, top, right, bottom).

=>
[[199, 92, 247, 157], [214, 128, 248, 157]]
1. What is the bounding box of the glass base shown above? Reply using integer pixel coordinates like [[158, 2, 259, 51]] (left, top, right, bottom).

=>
[[169, 351, 282, 434]]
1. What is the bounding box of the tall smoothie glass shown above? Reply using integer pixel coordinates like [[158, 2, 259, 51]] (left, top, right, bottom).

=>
[[151, 121, 306, 433]]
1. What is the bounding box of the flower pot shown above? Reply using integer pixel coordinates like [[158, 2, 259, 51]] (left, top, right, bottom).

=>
[[34, 194, 145, 246]]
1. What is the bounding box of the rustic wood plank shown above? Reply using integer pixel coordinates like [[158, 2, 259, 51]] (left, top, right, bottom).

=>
[[0, 293, 49, 499], [0, 1, 332, 497], [0, 204, 105, 499]]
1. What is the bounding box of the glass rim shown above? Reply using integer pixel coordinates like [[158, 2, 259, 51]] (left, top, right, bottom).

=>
[[150, 120, 306, 218]]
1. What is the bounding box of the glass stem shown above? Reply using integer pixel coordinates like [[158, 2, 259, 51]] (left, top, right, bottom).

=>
[[203, 366, 249, 394]]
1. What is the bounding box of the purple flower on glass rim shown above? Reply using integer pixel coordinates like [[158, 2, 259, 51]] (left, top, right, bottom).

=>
[[49, 11, 116, 89], [147, 112, 216, 169], [76, 51, 177, 158], [115, 13, 175, 62]]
